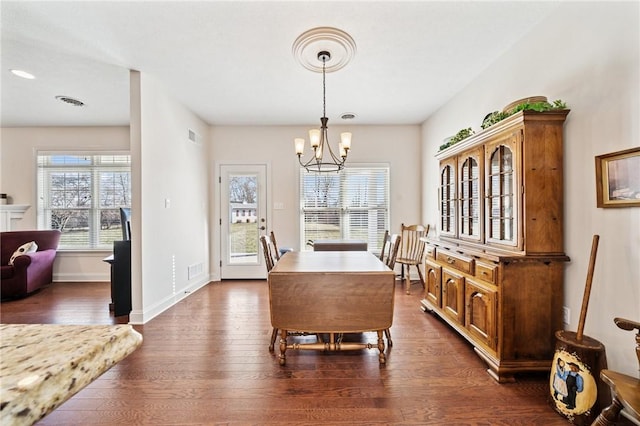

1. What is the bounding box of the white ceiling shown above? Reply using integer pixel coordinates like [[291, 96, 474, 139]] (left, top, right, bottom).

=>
[[1, 1, 561, 127]]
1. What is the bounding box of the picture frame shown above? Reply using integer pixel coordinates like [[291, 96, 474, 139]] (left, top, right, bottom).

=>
[[595, 147, 640, 208]]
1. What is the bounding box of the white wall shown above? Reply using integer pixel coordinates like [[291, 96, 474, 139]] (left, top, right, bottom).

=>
[[129, 71, 211, 324], [210, 125, 422, 280], [0, 126, 129, 281], [421, 2, 639, 375]]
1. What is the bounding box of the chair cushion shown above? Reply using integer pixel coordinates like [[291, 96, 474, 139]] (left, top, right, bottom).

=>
[[9, 241, 38, 265]]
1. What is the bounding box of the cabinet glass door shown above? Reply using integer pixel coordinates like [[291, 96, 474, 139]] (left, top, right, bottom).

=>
[[486, 138, 519, 248], [458, 148, 482, 242], [439, 159, 456, 238]]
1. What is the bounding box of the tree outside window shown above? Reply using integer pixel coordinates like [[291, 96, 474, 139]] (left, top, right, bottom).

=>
[[37, 154, 131, 250]]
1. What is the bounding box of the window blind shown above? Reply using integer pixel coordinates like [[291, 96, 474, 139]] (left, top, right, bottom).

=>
[[299, 164, 390, 253]]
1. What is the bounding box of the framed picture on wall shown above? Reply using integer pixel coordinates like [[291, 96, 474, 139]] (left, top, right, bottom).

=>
[[595, 147, 640, 208]]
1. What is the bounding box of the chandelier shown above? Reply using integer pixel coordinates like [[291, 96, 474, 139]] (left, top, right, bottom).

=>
[[295, 50, 352, 173]]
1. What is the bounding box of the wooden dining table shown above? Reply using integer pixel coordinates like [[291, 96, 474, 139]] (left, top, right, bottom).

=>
[[268, 250, 395, 365]]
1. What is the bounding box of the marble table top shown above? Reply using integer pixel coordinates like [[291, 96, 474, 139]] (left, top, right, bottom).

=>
[[0, 324, 142, 426]]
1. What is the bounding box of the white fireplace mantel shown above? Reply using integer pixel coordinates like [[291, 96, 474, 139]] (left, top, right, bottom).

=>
[[0, 205, 30, 232]]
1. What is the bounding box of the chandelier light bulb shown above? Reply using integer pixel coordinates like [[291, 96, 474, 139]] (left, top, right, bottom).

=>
[[340, 132, 352, 151], [309, 129, 321, 148]]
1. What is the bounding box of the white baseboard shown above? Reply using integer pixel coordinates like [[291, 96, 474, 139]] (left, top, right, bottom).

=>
[[53, 272, 109, 282], [128, 276, 211, 324]]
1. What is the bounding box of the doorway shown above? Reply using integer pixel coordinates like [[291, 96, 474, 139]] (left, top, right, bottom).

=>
[[219, 164, 268, 279]]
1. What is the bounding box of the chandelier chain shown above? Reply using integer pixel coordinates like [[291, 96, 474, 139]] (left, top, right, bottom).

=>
[[322, 57, 326, 118]]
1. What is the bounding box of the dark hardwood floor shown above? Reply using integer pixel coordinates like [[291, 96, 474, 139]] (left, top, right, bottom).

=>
[[1, 280, 576, 425]]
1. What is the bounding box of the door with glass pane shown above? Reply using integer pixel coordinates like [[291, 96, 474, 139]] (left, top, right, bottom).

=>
[[220, 164, 268, 279]]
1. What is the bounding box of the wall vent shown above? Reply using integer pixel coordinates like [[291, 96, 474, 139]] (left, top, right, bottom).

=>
[[188, 262, 204, 280], [188, 129, 202, 146]]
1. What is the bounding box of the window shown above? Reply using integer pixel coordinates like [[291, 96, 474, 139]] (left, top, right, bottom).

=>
[[37, 153, 131, 250], [300, 164, 390, 253]]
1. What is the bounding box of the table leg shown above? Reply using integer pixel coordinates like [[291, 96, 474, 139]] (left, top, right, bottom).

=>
[[377, 330, 386, 364], [278, 329, 287, 366]]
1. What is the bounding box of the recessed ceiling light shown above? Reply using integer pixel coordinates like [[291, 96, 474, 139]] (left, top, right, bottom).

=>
[[55, 95, 85, 107], [341, 113, 356, 120], [10, 69, 35, 79]]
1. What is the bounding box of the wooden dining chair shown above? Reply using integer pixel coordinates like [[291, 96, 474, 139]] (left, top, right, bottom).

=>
[[260, 235, 280, 351], [379, 230, 390, 262], [382, 233, 401, 347], [591, 317, 640, 425], [260, 235, 277, 272], [385, 234, 401, 270], [269, 231, 281, 261], [262, 234, 310, 351], [396, 223, 429, 294]]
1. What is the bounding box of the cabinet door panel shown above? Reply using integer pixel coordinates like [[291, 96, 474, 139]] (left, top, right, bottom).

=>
[[439, 158, 457, 238], [458, 146, 483, 243], [484, 130, 523, 250], [442, 269, 464, 324], [424, 259, 442, 308], [465, 279, 497, 350]]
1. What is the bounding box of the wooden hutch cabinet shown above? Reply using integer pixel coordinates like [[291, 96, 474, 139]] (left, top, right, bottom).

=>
[[422, 110, 570, 382]]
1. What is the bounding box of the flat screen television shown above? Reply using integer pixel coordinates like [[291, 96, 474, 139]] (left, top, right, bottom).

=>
[[119, 207, 131, 241]]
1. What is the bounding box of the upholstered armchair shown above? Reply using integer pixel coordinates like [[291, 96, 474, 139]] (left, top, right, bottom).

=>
[[1, 230, 61, 300]]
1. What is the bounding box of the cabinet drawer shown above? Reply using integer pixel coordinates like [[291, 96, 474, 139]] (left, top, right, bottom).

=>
[[475, 262, 498, 284], [437, 250, 474, 275], [425, 245, 436, 260]]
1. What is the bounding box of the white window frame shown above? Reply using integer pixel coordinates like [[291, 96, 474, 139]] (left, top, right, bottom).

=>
[[299, 163, 390, 253], [36, 152, 131, 251]]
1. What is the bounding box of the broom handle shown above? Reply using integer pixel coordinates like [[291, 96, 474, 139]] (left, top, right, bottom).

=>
[[576, 235, 600, 341]]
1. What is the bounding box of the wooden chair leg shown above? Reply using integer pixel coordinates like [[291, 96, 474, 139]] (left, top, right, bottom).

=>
[[416, 264, 425, 289], [384, 329, 393, 347], [269, 327, 278, 352], [405, 264, 423, 294], [591, 398, 624, 426]]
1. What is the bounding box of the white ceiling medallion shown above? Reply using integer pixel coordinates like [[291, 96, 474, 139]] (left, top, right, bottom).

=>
[[292, 27, 356, 73]]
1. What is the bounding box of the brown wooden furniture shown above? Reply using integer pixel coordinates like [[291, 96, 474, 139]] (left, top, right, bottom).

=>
[[268, 251, 395, 365], [269, 231, 281, 261], [380, 233, 401, 346], [312, 239, 367, 251], [422, 110, 570, 382], [396, 224, 429, 294], [379, 230, 390, 261], [383, 234, 401, 270], [260, 235, 280, 351], [260, 235, 277, 272], [591, 317, 640, 426]]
